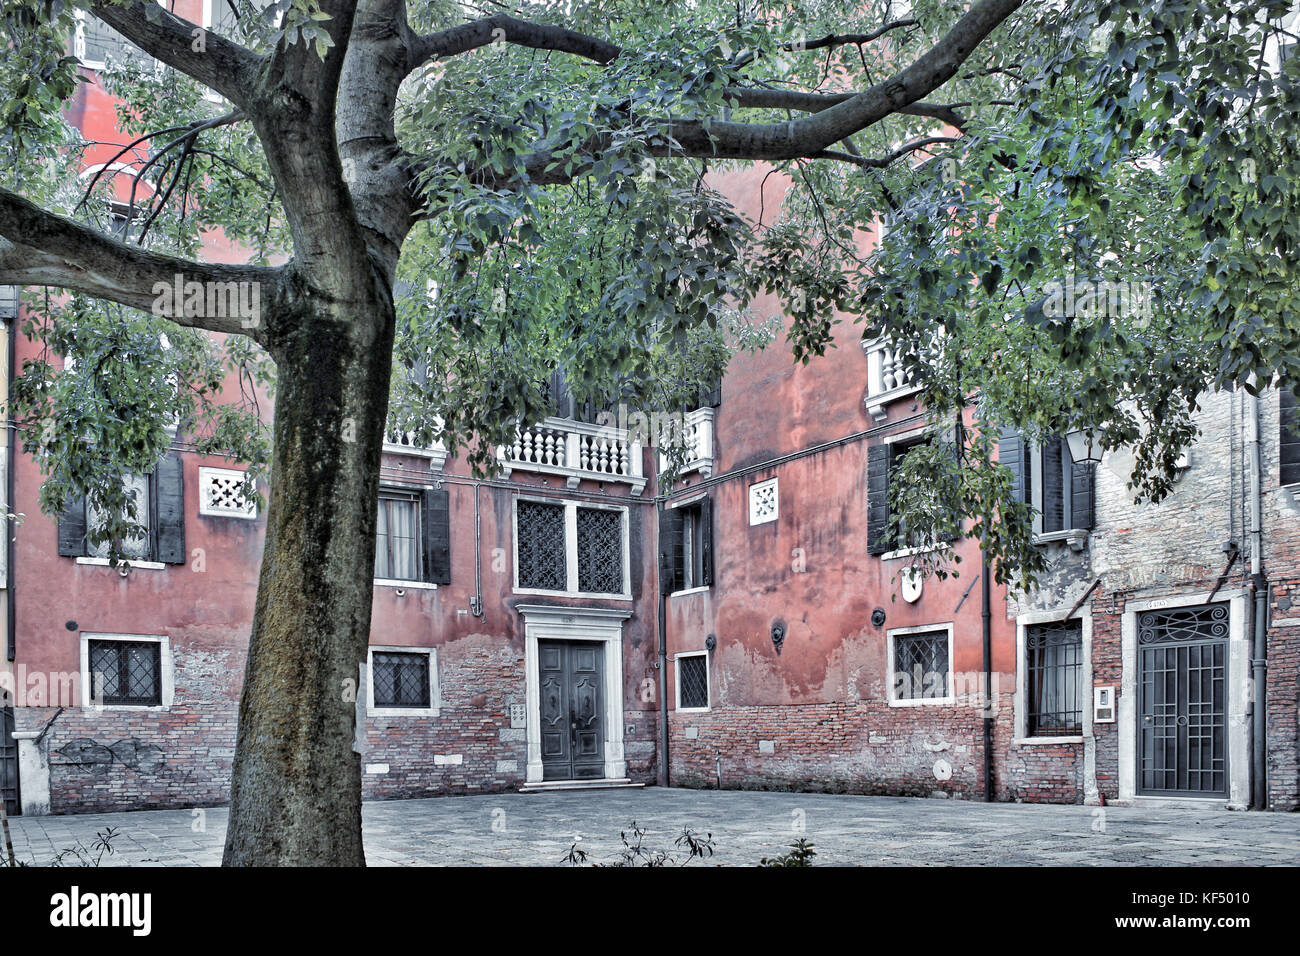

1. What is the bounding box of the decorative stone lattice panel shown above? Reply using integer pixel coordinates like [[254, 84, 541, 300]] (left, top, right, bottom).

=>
[[199, 467, 257, 519], [748, 477, 778, 526]]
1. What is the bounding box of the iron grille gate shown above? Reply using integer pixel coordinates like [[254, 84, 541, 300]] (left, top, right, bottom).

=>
[[1, 705, 18, 815], [1138, 603, 1229, 796]]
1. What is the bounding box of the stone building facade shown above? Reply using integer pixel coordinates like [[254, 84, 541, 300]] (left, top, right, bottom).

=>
[[2, 14, 1296, 817]]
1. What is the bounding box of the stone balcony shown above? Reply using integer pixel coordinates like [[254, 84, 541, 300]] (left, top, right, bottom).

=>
[[498, 417, 646, 495], [862, 336, 921, 421], [657, 407, 715, 478], [383, 427, 448, 471]]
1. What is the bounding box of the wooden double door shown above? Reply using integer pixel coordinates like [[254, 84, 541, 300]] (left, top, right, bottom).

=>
[[539, 640, 606, 781]]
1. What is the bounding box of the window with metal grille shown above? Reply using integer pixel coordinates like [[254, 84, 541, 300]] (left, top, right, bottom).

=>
[[576, 507, 623, 594], [891, 629, 950, 701], [371, 651, 431, 709], [88, 640, 162, 706], [517, 500, 566, 590], [677, 653, 709, 710], [375, 491, 423, 581], [1026, 619, 1083, 735]]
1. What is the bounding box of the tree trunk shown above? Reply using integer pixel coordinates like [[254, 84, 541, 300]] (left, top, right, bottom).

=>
[[222, 292, 395, 866]]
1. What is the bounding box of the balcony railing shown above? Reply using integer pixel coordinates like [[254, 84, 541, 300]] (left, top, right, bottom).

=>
[[862, 336, 921, 421], [657, 407, 715, 479], [498, 417, 646, 495], [383, 427, 448, 471]]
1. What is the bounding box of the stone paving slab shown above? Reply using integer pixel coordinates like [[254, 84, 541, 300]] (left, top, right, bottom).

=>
[[4, 788, 1297, 866]]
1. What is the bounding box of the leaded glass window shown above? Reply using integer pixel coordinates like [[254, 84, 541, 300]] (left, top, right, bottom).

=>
[[517, 500, 566, 590], [678, 654, 709, 709], [372, 651, 431, 708], [88, 640, 161, 706], [576, 507, 623, 594], [892, 629, 950, 701], [1026, 619, 1083, 735]]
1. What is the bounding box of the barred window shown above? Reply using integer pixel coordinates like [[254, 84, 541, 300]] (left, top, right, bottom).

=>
[[517, 500, 566, 590], [576, 507, 623, 594], [372, 651, 431, 709], [891, 628, 951, 701], [88, 640, 161, 706], [677, 653, 709, 710], [1026, 619, 1083, 735]]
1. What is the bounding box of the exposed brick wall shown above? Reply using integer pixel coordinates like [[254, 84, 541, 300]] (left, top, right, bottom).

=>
[[668, 692, 1024, 801], [18, 633, 245, 813]]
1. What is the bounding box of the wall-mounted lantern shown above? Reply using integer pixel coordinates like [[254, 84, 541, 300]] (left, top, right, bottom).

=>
[[1065, 427, 1105, 465]]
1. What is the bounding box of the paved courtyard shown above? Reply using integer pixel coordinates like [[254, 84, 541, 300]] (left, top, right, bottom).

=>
[[5, 788, 1297, 866]]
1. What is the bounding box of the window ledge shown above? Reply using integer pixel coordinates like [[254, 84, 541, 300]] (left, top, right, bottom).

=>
[[1015, 735, 1085, 746], [1032, 529, 1090, 551], [373, 578, 437, 591], [513, 587, 633, 602], [675, 707, 711, 714], [76, 557, 166, 571], [670, 585, 711, 598], [86, 703, 169, 713], [1282, 482, 1300, 507], [887, 697, 956, 708], [369, 707, 440, 719], [879, 543, 939, 561]]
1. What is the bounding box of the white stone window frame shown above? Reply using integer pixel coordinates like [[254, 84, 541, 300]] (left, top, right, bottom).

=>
[[365, 645, 440, 718], [878, 424, 948, 560], [79, 632, 174, 711], [198, 466, 258, 519], [74, 7, 165, 76], [1014, 606, 1092, 746], [511, 495, 632, 601], [747, 476, 778, 526], [1117, 589, 1251, 809], [885, 622, 956, 707], [674, 650, 711, 713]]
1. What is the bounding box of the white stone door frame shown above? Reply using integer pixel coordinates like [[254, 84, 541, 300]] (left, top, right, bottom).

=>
[[518, 605, 631, 784], [1118, 589, 1250, 809]]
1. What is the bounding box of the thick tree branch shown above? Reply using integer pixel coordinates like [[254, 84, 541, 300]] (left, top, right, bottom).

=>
[[457, 0, 1021, 190], [0, 187, 282, 336], [725, 88, 968, 128], [408, 14, 619, 70], [89, 1, 263, 108]]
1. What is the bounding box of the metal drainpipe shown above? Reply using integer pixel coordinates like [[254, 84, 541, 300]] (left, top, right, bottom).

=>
[[1247, 387, 1268, 809], [657, 498, 670, 788], [470, 482, 484, 618], [5, 311, 14, 663], [981, 550, 993, 802]]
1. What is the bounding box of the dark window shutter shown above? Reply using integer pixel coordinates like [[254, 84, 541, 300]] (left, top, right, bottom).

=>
[[1070, 462, 1096, 532], [658, 505, 684, 594], [701, 376, 722, 408], [699, 496, 714, 586], [867, 443, 892, 554], [1281, 388, 1300, 486], [153, 452, 186, 564], [1041, 436, 1065, 533], [57, 493, 88, 557], [548, 367, 574, 419], [997, 427, 1028, 505], [423, 487, 451, 584], [939, 434, 962, 542]]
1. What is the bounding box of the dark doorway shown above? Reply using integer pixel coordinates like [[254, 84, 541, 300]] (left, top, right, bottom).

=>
[[539, 640, 606, 781], [1138, 604, 1229, 796]]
